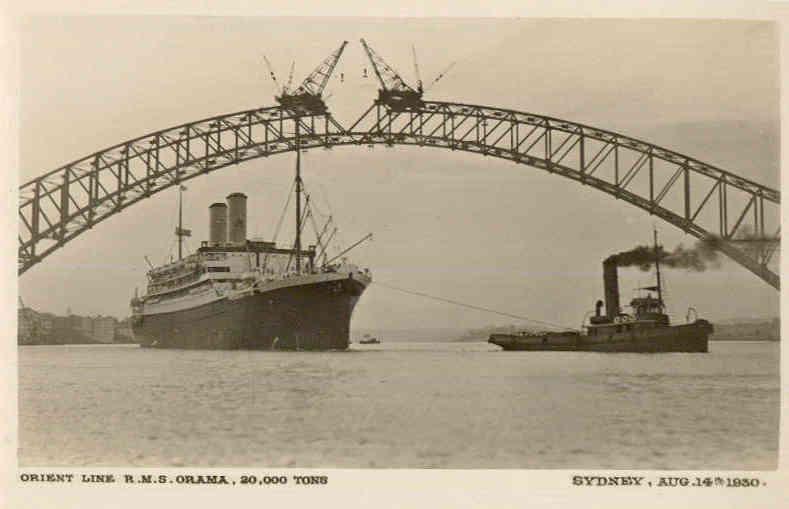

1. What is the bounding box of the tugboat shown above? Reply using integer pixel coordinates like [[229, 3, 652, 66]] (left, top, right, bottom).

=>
[[489, 231, 713, 353]]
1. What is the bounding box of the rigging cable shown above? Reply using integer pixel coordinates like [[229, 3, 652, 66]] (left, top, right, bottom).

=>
[[261, 179, 297, 273], [285, 194, 312, 271], [271, 179, 297, 243], [314, 181, 344, 251], [371, 280, 579, 332], [307, 198, 328, 255], [300, 180, 333, 257]]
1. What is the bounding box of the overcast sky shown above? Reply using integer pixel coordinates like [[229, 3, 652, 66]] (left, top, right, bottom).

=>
[[18, 17, 779, 330]]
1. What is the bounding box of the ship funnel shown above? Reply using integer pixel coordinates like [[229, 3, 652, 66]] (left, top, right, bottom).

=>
[[227, 192, 248, 244], [603, 258, 620, 320], [209, 202, 228, 245]]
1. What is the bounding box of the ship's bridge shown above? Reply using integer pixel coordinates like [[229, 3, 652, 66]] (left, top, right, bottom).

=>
[[630, 294, 664, 315]]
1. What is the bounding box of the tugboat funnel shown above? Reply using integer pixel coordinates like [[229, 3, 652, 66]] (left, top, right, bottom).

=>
[[603, 258, 620, 320]]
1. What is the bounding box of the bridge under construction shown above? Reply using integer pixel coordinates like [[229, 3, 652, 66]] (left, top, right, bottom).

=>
[[18, 39, 780, 290]]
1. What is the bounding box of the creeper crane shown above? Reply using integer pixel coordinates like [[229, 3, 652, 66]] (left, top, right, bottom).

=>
[[270, 41, 348, 115], [360, 38, 424, 111]]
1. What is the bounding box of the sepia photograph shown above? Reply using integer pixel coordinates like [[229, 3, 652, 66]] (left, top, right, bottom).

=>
[[4, 3, 787, 508]]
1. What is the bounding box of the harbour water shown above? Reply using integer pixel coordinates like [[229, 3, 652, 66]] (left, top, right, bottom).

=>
[[18, 341, 778, 469]]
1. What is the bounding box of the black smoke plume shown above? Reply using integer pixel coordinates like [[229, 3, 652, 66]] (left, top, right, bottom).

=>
[[606, 241, 720, 272]]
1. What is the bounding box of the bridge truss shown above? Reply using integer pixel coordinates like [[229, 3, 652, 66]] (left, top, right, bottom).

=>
[[18, 100, 780, 289]]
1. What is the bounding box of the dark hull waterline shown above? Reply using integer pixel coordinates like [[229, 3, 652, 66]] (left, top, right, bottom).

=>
[[132, 277, 366, 350]]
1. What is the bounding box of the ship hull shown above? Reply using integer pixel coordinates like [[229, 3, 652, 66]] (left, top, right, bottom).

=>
[[489, 321, 712, 353], [132, 276, 366, 350]]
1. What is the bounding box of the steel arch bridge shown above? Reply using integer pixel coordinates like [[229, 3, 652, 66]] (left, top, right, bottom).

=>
[[19, 100, 780, 289]]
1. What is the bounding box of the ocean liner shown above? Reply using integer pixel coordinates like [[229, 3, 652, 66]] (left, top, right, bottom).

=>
[[130, 175, 371, 350], [489, 231, 713, 353]]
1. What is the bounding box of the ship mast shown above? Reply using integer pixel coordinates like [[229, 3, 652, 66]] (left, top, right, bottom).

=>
[[295, 121, 302, 272], [174, 185, 191, 261], [653, 228, 663, 305]]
